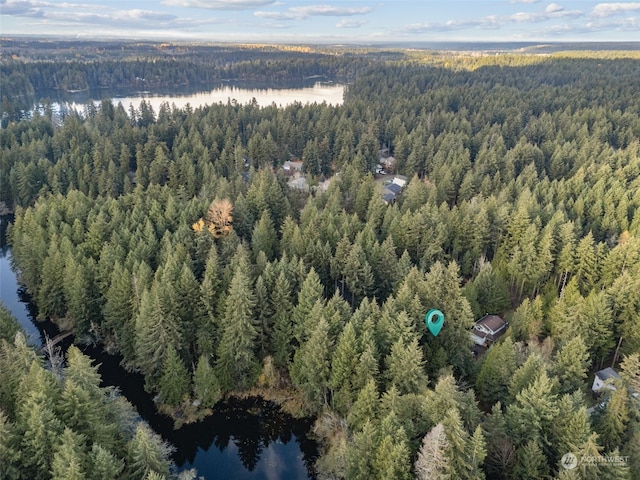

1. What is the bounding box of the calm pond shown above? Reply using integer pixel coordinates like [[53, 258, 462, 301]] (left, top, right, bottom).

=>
[[33, 79, 344, 117], [0, 216, 318, 479]]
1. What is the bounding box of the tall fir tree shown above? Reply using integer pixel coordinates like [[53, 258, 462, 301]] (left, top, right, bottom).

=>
[[192, 355, 222, 409], [292, 267, 324, 344], [126, 424, 170, 480], [50, 428, 87, 480], [290, 317, 332, 411], [158, 344, 190, 406], [270, 270, 294, 366], [215, 266, 258, 391]]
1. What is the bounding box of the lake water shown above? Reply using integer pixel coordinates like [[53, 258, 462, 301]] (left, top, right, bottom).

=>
[[33, 81, 344, 118], [0, 215, 318, 479]]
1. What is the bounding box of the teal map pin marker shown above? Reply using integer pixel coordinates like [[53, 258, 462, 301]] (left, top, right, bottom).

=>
[[425, 309, 445, 337]]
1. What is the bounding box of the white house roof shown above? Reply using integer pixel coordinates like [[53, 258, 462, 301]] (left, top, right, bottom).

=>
[[595, 367, 620, 381]]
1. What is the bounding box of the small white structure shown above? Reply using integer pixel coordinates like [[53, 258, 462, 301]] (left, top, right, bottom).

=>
[[392, 175, 407, 188], [470, 314, 508, 347], [592, 367, 620, 393]]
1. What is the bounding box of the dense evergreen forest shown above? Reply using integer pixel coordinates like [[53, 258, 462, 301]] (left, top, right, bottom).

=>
[[0, 305, 175, 479], [1, 43, 640, 479]]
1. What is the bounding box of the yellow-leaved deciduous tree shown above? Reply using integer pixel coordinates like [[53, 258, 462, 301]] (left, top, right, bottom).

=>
[[192, 218, 205, 233], [192, 199, 234, 238], [205, 198, 234, 238]]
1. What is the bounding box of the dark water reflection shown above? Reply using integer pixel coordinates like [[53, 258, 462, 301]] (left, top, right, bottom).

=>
[[0, 215, 317, 479]]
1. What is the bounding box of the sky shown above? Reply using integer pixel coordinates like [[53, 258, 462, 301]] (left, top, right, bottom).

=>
[[1, 0, 639, 43]]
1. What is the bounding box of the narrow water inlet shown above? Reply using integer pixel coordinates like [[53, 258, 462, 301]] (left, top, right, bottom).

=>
[[0, 214, 318, 479]]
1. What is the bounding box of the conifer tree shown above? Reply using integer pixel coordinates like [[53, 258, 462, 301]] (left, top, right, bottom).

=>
[[252, 209, 277, 261], [0, 410, 20, 480], [103, 262, 134, 347], [510, 296, 544, 341], [199, 246, 221, 348], [38, 242, 66, 320], [347, 420, 378, 480], [62, 255, 93, 334], [292, 267, 324, 344], [158, 344, 190, 406], [353, 334, 379, 392], [385, 337, 428, 395], [126, 424, 170, 480], [483, 403, 516, 479], [476, 337, 517, 407], [596, 386, 629, 451], [134, 286, 182, 382], [215, 266, 258, 391], [553, 336, 592, 393], [620, 353, 640, 394], [89, 444, 125, 480], [574, 232, 598, 294], [174, 263, 201, 354], [290, 317, 332, 411], [442, 408, 486, 480], [374, 430, 412, 480], [512, 439, 549, 480], [192, 355, 221, 409], [506, 371, 559, 447], [254, 275, 272, 355], [347, 378, 379, 432], [472, 261, 511, 315], [550, 396, 591, 461], [422, 261, 475, 374], [330, 321, 360, 413], [271, 270, 294, 366], [508, 354, 544, 402], [344, 243, 374, 307], [50, 427, 87, 480], [18, 395, 63, 479]]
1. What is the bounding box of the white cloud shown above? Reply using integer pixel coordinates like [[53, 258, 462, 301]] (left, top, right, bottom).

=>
[[407, 15, 502, 33], [546, 3, 563, 13], [0, 0, 45, 16], [511, 5, 581, 22], [0, 0, 97, 16], [288, 5, 372, 17], [254, 10, 296, 20], [255, 3, 372, 21], [592, 2, 640, 17], [407, 4, 583, 34], [161, 0, 276, 10], [46, 8, 178, 25], [336, 19, 365, 28], [586, 16, 640, 29]]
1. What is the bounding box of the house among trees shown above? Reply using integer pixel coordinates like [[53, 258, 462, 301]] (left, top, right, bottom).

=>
[[282, 160, 303, 176], [470, 314, 508, 347], [382, 176, 408, 204], [382, 156, 396, 172], [378, 146, 395, 173], [591, 367, 620, 393]]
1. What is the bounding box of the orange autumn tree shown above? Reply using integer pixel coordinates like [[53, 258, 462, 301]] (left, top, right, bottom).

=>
[[193, 198, 234, 238]]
